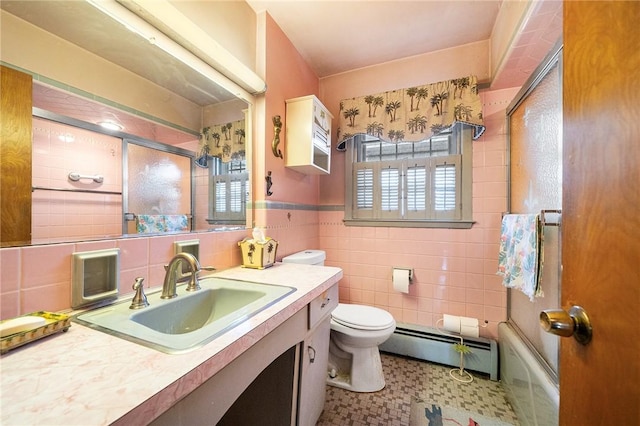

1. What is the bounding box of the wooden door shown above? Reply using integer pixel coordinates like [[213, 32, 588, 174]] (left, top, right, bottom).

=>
[[0, 65, 32, 246], [561, 2, 640, 424]]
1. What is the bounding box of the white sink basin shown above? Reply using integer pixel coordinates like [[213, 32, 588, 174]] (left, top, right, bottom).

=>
[[74, 277, 295, 353]]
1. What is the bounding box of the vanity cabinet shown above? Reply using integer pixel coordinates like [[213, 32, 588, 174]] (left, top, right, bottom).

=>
[[285, 95, 333, 175], [151, 283, 339, 426], [298, 283, 338, 425]]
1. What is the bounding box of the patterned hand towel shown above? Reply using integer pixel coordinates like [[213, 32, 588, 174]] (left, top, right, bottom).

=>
[[163, 215, 189, 232], [497, 214, 544, 301], [136, 214, 167, 233]]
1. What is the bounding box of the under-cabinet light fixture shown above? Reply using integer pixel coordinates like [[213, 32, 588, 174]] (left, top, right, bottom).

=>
[[97, 120, 124, 131], [86, 0, 265, 102]]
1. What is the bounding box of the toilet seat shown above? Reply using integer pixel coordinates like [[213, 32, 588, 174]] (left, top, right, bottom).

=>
[[331, 303, 395, 331]]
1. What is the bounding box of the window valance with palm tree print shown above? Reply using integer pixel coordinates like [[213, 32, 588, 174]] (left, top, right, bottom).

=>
[[337, 75, 484, 151], [200, 118, 246, 162]]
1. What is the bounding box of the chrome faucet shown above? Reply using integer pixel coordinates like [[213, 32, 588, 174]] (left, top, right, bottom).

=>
[[161, 253, 201, 299]]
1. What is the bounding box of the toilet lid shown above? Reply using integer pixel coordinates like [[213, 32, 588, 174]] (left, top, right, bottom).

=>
[[331, 304, 395, 331]]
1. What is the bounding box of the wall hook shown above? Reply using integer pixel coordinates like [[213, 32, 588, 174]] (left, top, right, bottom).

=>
[[271, 115, 283, 159], [265, 171, 273, 196]]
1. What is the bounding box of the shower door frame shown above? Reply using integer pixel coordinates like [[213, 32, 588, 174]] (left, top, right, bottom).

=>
[[122, 137, 195, 235], [505, 39, 563, 384]]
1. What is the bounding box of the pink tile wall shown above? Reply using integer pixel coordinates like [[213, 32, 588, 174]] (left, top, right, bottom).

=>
[[256, 208, 320, 261], [0, 230, 246, 320], [30, 118, 204, 242], [318, 88, 519, 339], [31, 118, 122, 243]]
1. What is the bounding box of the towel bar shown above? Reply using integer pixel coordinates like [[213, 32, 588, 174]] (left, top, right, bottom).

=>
[[501, 210, 562, 227], [32, 186, 121, 195], [540, 209, 561, 227]]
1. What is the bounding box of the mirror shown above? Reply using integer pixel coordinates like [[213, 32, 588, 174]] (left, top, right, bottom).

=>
[[0, 1, 254, 247]]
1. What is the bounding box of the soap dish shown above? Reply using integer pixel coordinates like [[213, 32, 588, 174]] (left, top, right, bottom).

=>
[[0, 312, 71, 354]]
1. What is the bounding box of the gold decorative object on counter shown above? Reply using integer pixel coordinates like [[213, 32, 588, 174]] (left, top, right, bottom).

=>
[[238, 237, 278, 269], [0, 312, 71, 354]]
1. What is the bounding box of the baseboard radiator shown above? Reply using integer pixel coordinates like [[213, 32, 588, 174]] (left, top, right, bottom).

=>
[[379, 323, 499, 381]]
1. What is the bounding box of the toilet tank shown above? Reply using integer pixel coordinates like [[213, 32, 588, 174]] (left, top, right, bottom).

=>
[[282, 250, 326, 266]]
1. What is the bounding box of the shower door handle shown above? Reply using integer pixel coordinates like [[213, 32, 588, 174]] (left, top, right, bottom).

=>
[[539, 305, 592, 345]]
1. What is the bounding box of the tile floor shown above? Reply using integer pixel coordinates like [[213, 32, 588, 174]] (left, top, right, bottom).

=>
[[316, 353, 519, 426]]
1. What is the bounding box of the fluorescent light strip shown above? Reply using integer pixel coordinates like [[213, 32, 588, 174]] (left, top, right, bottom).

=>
[[86, 0, 261, 103], [126, 0, 266, 95]]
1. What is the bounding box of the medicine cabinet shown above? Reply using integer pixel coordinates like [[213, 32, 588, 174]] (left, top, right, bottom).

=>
[[285, 95, 333, 175]]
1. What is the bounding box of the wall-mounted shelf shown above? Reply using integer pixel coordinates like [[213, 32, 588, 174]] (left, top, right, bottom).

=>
[[285, 95, 333, 175]]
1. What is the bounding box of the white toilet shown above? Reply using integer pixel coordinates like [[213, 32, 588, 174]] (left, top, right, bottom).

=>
[[282, 250, 396, 393]]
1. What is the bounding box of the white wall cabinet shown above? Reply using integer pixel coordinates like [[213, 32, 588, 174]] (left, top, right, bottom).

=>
[[285, 95, 333, 174]]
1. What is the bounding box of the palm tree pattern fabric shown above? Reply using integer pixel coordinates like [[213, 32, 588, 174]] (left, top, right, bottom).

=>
[[337, 75, 484, 150], [200, 118, 246, 162]]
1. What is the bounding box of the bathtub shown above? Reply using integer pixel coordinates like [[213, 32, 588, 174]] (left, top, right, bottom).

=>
[[498, 322, 559, 426]]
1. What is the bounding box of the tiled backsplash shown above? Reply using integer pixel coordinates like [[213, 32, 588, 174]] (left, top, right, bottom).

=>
[[0, 230, 246, 319]]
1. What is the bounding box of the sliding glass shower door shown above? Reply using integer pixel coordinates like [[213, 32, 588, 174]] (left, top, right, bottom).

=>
[[125, 141, 192, 234], [506, 46, 562, 381]]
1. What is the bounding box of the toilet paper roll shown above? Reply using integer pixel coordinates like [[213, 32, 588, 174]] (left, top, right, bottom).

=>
[[460, 316, 479, 328], [460, 324, 480, 338], [443, 314, 461, 334], [392, 268, 410, 294]]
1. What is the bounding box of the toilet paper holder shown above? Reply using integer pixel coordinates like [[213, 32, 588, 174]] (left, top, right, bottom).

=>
[[392, 267, 413, 281]]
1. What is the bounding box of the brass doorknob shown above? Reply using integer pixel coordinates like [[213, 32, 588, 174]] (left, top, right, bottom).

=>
[[540, 305, 592, 345]]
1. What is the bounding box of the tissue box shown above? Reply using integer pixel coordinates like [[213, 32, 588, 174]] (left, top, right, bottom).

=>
[[238, 237, 278, 269]]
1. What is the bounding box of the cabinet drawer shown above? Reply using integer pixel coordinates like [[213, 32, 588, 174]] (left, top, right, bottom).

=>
[[308, 283, 338, 330]]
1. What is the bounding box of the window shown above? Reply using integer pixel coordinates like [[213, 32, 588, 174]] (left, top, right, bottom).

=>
[[344, 122, 474, 228], [208, 158, 248, 224]]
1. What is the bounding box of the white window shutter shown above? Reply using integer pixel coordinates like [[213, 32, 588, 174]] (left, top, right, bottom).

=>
[[214, 177, 228, 214], [405, 159, 429, 220], [353, 164, 375, 219], [379, 165, 400, 218], [433, 156, 461, 220], [212, 173, 247, 221]]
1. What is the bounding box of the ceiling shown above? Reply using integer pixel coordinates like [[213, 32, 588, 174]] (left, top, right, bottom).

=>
[[246, 0, 562, 90], [246, 0, 503, 78]]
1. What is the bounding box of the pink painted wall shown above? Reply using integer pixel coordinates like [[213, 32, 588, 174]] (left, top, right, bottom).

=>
[[259, 13, 320, 207], [251, 13, 322, 257]]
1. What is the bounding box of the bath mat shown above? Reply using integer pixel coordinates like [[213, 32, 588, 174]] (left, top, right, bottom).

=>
[[410, 396, 515, 426]]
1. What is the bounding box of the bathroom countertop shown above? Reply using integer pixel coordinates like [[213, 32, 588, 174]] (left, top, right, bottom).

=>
[[0, 263, 342, 426]]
